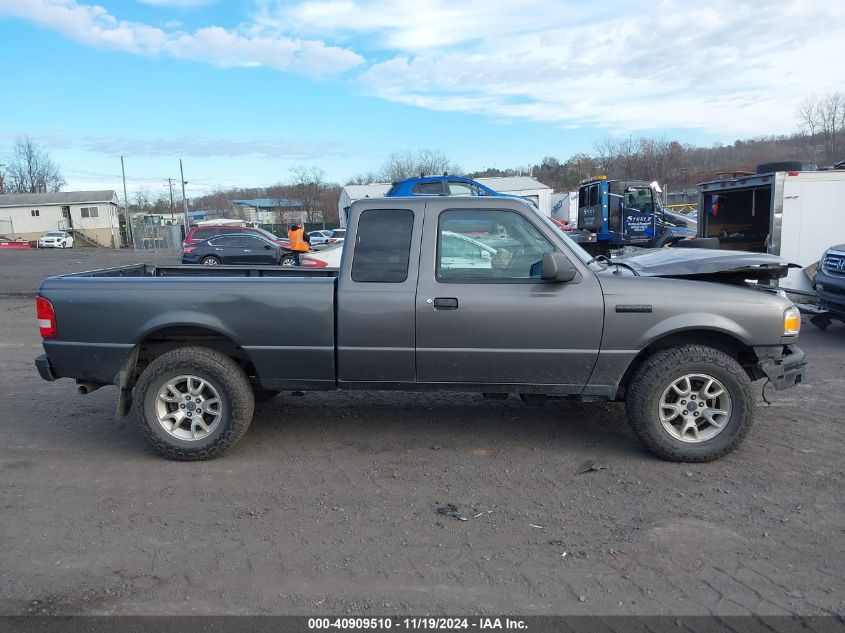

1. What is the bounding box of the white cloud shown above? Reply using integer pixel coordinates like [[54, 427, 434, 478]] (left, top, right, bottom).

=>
[[0, 0, 364, 75], [139, 0, 214, 6], [267, 0, 845, 135]]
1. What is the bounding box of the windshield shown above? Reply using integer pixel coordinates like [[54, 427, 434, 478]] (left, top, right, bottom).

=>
[[621, 186, 654, 212], [45, 232, 64, 236]]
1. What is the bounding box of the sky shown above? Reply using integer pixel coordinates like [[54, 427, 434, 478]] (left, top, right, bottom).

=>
[[1, 0, 844, 198]]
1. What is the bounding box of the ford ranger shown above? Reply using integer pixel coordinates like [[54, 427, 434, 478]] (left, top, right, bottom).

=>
[[35, 197, 806, 462]]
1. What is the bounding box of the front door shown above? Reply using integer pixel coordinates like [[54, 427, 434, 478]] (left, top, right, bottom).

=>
[[415, 201, 604, 391]]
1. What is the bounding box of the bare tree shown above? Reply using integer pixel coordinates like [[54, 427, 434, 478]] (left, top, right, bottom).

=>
[[379, 149, 459, 181], [593, 137, 620, 175], [4, 136, 66, 193], [796, 92, 845, 162], [290, 166, 327, 225], [796, 96, 822, 162]]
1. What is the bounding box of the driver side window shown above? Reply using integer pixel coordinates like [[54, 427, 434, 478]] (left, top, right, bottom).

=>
[[436, 209, 554, 282]]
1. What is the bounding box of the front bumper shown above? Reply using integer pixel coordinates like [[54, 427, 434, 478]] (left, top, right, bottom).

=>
[[813, 269, 845, 315], [35, 353, 57, 381], [755, 345, 806, 391]]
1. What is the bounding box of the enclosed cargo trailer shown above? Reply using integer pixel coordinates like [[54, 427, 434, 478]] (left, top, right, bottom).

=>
[[697, 170, 845, 291]]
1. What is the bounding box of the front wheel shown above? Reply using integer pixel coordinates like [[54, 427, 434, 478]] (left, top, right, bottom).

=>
[[133, 347, 255, 461], [280, 254, 296, 267], [625, 345, 753, 462]]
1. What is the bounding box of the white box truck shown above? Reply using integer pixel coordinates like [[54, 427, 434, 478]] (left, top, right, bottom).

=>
[[697, 167, 845, 291]]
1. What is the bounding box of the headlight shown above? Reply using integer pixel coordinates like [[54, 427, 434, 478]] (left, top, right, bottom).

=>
[[783, 306, 801, 336]]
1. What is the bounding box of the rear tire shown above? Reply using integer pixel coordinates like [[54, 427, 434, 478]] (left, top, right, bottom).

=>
[[201, 255, 220, 266], [625, 345, 754, 462], [133, 347, 255, 461]]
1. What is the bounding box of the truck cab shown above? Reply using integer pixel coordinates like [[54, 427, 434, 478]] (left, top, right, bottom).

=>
[[577, 177, 695, 254]]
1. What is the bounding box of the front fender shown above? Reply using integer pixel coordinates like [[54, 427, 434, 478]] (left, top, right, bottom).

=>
[[641, 313, 753, 348]]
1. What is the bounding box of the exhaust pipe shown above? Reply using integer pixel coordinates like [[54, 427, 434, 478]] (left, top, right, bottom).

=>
[[77, 381, 105, 395]]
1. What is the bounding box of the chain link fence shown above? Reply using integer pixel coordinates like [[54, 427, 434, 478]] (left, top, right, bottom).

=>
[[129, 217, 185, 251]]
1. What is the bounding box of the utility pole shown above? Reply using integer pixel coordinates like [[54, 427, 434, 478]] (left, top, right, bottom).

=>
[[179, 159, 189, 236], [120, 156, 133, 247], [166, 178, 175, 222]]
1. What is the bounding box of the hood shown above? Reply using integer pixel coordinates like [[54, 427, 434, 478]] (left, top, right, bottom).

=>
[[608, 248, 799, 282]]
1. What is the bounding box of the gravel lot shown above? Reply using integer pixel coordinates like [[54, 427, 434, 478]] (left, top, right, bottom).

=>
[[0, 248, 843, 616]]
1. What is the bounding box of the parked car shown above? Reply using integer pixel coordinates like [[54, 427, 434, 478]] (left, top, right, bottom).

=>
[[300, 243, 343, 268], [36, 196, 805, 463], [183, 225, 295, 265], [38, 231, 74, 248], [386, 175, 534, 204], [308, 230, 333, 246], [327, 228, 346, 244], [811, 244, 845, 328], [182, 233, 285, 266]]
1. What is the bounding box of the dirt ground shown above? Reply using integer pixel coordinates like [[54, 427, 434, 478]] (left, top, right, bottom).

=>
[[0, 248, 843, 616]]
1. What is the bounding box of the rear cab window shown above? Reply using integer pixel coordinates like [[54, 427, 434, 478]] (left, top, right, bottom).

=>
[[351, 210, 414, 283]]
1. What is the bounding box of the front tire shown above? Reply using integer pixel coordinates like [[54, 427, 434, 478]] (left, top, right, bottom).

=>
[[133, 347, 255, 461], [625, 345, 753, 462], [280, 254, 296, 267]]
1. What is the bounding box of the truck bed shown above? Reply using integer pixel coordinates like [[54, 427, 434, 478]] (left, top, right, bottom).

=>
[[38, 263, 339, 390], [56, 263, 339, 278]]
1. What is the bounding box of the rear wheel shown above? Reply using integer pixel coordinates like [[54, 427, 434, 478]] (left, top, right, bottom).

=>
[[133, 347, 255, 461], [201, 255, 220, 266], [625, 345, 753, 462]]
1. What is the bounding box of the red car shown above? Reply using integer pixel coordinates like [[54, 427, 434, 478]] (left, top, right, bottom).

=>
[[183, 225, 296, 265]]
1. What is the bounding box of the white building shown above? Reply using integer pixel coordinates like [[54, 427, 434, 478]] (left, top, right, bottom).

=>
[[0, 190, 123, 247], [338, 176, 552, 225]]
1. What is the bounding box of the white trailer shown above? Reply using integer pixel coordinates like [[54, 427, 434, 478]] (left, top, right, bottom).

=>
[[697, 169, 845, 291], [550, 192, 578, 224]]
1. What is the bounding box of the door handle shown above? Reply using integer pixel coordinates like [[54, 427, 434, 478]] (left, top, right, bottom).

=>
[[433, 297, 459, 310]]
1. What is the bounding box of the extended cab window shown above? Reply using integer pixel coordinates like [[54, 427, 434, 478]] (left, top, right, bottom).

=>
[[437, 209, 554, 281], [352, 209, 414, 283]]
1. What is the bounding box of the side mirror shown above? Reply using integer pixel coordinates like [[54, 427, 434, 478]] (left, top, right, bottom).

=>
[[541, 252, 578, 282], [264, 244, 272, 250]]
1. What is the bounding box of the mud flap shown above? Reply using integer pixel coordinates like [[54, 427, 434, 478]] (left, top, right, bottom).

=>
[[115, 345, 140, 418]]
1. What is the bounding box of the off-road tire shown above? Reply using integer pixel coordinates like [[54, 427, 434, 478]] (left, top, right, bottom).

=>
[[133, 346, 255, 461], [626, 345, 754, 462]]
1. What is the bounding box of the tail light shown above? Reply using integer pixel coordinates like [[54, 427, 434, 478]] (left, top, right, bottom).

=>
[[36, 296, 57, 339], [300, 256, 328, 268], [328, 238, 339, 243], [182, 246, 197, 253]]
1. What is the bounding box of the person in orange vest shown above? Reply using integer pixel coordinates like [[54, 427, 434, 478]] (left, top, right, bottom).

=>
[[287, 221, 310, 265]]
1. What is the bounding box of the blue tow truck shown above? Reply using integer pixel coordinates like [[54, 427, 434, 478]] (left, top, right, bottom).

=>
[[577, 177, 696, 255]]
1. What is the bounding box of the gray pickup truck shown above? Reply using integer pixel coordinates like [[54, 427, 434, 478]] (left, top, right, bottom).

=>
[[35, 197, 806, 462]]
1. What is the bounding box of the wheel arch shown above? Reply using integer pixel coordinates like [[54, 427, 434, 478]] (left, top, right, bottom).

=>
[[616, 328, 758, 396], [116, 322, 262, 418]]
